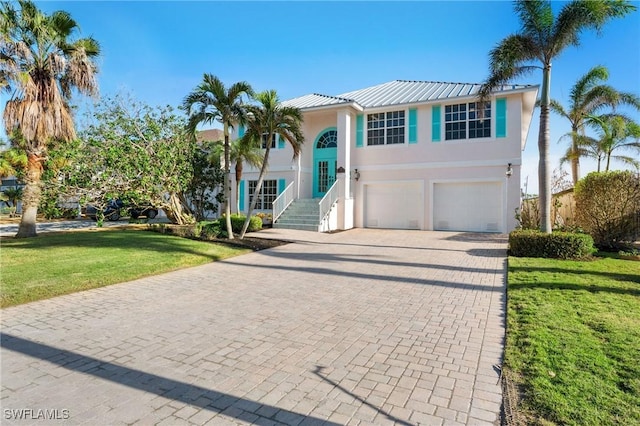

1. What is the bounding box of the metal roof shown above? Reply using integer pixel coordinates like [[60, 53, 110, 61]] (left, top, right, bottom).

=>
[[338, 80, 535, 108], [281, 93, 355, 109], [283, 80, 536, 110]]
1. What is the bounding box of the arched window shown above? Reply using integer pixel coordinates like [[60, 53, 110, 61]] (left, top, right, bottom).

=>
[[316, 130, 337, 149]]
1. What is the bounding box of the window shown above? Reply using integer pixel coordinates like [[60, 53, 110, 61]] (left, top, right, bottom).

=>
[[261, 133, 276, 149], [445, 102, 491, 140], [249, 179, 277, 210], [316, 130, 338, 148], [367, 111, 405, 145]]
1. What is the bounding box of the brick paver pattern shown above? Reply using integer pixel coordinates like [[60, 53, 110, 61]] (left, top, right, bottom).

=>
[[1, 229, 506, 425]]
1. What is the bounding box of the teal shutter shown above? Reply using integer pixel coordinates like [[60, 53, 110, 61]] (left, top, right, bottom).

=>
[[356, 114, 364, 147], [277, 135, 285, 149], [239, 180, 245, 212], [238, 124, 245, 138], [408, 108, 417, 144], [278, 178, 286, 194], [496, 98, 507, 138], [432, 105, 441, 142]]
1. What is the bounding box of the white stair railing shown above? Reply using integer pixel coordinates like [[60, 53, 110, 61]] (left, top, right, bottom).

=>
[[318, 179, 340, 225], [272, 181, 295, 222]]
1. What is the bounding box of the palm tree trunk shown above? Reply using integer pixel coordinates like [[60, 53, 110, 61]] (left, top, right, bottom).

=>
[[538, 65, 552, 233], [571, 124, 580, 185], [605, 152, 611, 171], [239, 146, 271, 239], [15, 154, 43, 238], [223, 124, 234, 239], [235, 161, 242, 214]]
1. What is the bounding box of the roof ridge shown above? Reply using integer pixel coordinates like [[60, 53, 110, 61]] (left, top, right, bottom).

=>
[[395, 79, 534, 88], [311, 93, 355, 103]]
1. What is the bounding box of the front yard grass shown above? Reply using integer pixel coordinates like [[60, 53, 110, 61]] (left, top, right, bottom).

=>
[[1, 229, 250, 308], [506, 255, 640, 425]]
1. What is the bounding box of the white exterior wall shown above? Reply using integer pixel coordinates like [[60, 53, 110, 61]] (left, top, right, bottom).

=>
[[230, 90, 534, 232]]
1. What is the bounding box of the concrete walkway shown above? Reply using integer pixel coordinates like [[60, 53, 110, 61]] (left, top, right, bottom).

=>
[[1, 229, 507, 425]]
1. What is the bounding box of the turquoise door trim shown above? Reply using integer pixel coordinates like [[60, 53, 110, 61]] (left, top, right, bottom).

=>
[[278, 135, 285, 149], [313, 127, 338, 198], [432, 105, 441, 142], [496, 98, 507, 138], [239, 180, 245, 212], [278, 178, 286, 194], [408, 108, 418, 144], [356, 114, 364, 147]]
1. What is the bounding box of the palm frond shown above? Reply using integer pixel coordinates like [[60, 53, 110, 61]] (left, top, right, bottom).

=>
[[552, 0, 637, 55]]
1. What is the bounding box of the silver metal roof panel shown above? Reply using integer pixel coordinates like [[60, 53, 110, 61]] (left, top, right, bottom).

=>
[[283, 80, 536, 110]]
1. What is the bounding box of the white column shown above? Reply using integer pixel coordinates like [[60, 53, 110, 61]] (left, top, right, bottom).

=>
[[337, 109, 351, 198], [337, 109, 354, 229]]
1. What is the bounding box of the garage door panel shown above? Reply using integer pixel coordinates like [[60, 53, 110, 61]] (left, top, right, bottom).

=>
[[433, 182, 503, 233], [365, 182, 422, 229]]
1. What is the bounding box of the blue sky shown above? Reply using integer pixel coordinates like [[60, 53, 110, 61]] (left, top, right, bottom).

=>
[[5, 1, 640, 192]]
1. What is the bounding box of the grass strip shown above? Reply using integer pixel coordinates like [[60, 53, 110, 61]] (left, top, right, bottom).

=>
[[1, 229, 250, 307]]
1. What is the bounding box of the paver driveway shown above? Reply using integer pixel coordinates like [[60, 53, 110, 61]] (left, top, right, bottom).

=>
[[1, 229, 507, 425]]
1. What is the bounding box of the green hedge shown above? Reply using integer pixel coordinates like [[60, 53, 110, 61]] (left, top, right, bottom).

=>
[[509, 229, 596, 259], [194, 215, 263, 239]]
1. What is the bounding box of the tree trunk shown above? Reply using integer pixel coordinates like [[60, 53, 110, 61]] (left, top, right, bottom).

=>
[[15, 154, 43, 238], [538, 65, 552, 233], [223, 125, 234, 239], [240, 145, 271, 239], [235, 161, 242, 214], [571, 124, 580, 185], [164, 192, 194, 225]]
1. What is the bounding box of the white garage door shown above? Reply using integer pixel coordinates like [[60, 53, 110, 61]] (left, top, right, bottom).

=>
[[433, 182, 503, 233], [364, 181, 423, 229]]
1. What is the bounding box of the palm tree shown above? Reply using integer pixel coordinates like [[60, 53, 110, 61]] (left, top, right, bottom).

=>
[[212, 138, 264, 214], [550, 65, 640, 184], [479, 0, 635, 233], [183, 74, 252, 239], [239, 90, 303, 238], [582, 114, 640, 171], [1, 0, 100, 237]]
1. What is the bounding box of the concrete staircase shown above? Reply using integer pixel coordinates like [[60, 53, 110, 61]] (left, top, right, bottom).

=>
[[273, 199, 320, 231]]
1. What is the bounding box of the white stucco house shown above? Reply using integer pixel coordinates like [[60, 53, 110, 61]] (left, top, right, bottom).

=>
[[231, 79, 538, 233]]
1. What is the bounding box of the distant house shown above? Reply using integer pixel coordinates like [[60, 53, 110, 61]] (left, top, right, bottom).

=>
[[231, 79, 538, 233]]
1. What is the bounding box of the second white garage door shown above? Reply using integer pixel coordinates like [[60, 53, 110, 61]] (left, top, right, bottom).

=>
[[364, 181, 423, 229], [433, 182, 503, 233]]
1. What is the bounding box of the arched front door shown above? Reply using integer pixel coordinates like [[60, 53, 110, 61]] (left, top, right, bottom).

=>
[[313, 128, 338, 198]]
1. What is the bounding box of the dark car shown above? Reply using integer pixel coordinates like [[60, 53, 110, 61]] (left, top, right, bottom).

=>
[[129, 205, 158, 219], [83, 200, 158, 221]]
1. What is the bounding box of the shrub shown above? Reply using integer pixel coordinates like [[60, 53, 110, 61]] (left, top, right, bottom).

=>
[[574, 171, 640, 250], [509, 229, 596, 259], [219, 214, 262, 234]]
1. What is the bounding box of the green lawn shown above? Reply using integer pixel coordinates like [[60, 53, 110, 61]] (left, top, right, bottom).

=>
[[1, 230, 250, 307], [507, 256, 640, 425]]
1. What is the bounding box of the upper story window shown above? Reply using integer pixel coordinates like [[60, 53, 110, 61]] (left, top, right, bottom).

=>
[[367, 110, 405, 145], [445, 102, 491, 140], [261, 133, 276, 149]]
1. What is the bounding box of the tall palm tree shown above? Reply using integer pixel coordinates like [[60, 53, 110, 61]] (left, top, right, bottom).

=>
[[550, 65, 640, 184], [479, 0, 635, 233], [212, 138, 264, 214], [1, 0, 100, 237], [183, 74, 252, 239], [239, 90, 303, 238]]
